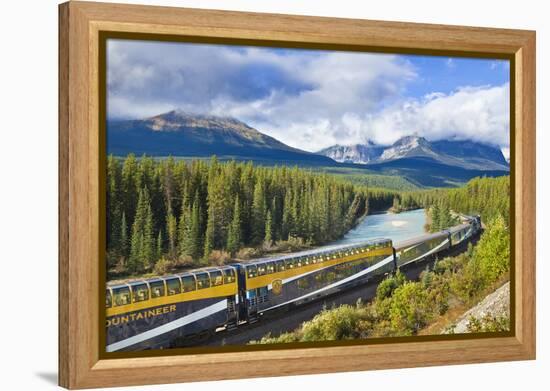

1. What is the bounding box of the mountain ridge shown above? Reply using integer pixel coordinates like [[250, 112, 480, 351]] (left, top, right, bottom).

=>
[[107, 110, 335, 166], [107, 111, 509, 187], [318, 135, 509, 171]]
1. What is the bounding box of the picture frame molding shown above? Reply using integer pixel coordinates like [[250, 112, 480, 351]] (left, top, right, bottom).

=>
[[59, 1, 536, 388]]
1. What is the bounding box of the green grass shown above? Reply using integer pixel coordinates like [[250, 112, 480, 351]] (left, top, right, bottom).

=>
[[312, 167, 421, 191]]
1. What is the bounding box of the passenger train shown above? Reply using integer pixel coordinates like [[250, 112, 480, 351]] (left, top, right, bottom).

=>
[[105, 215, 481, 352]]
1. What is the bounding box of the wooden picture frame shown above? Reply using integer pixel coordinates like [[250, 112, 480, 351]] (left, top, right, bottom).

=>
[[59, 1, 536, 388]]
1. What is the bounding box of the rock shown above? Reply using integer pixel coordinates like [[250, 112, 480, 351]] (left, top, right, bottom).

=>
[[447, 281, 510, 334]]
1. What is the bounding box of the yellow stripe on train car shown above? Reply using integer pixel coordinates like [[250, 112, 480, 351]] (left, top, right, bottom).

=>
[[245, 247, 393, 290], [106, 282, 237, 318]]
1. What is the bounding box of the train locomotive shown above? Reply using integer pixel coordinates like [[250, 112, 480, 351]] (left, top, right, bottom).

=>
[[105, 214, 481, 352]]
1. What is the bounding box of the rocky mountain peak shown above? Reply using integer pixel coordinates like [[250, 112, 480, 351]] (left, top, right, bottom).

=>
[[146, 110, 253, 133]]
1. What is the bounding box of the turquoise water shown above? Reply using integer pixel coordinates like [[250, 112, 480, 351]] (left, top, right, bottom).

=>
[[332, 209, 427, 246]]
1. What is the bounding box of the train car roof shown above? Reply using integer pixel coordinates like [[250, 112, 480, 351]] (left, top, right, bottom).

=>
[[239, 238, 392, 267], [393, 230, 449, 250], [448, 223, 472, 233]]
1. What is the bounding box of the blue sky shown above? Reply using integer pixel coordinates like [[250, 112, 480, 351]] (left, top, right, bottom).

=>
[[107, 40, 510, 156], [404, 56, 509, 98]]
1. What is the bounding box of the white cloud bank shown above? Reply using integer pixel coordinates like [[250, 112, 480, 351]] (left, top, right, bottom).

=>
[[107, 40, 509, 153]]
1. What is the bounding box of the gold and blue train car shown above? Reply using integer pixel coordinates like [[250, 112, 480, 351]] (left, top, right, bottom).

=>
[[236, 239, 394, 319], [448, 223, 475, 246], [105, 266, 238, 352], [394, 231, 451, 268]]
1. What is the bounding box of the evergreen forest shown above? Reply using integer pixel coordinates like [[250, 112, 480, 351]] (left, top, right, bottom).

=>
[[106, 154, 397, 279]]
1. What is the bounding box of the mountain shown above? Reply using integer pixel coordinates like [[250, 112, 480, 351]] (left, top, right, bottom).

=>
[[107, 110, 335, 166], [431, 139, 509, 171], [318, 136, 509, 171], [108, 111, 509, 188], [378, 136, 437, 161], [317, 142, 384, 164], [357, 156, 508, 188]]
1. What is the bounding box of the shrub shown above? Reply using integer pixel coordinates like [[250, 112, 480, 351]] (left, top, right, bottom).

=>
[[153, 257, 170, 275], [152, 255, 195, 275], [376, 271, 406, 301], [249, 332, 301, 345], [208, 250, 231, 266], [274, 236, 310, 252], [450, 215, 510, 303], [466, 314, 509, 332], [301, 305, 366, 341], [235, 247, 263, 260], [389, 282, 434, 335], [473, 214, 510, 283]]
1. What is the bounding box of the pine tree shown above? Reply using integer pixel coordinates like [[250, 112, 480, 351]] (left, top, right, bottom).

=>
[[226, 196, 242, 255], [431, 203, 441, 232], [203, 207, 215, 262], [129, 188, 154, 273], [121, 153, 138, 223], [282, 190, 293, 240], [439, 203, 451, 229], [156, 230, 163, 261], [264, 210, 273, 245], [120, 211, 128, 259], [345, 194, 361, 230], [166, 212, 177, 259], [177, 204, 191, 257], [251, 180, 266, 244], [392, 196, 401, 212], [143, 203, 154, 269], [106, 155, 121, 252]]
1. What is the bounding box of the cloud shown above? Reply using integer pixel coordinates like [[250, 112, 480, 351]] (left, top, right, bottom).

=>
[[107, 40, 509, 153], [359, 83, 510, 149], [107, 40, 318, 119]]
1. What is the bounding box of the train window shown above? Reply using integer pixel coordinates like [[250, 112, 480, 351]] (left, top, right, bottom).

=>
[[132, 284, 149, 302], [296, 258, 302, 268], [257, 264, 266, 276], [223, 269, 236, 284], [113, 286, 131, 306], [106, 290, 112, 308], [258, 286, 268, 297], [303, 257, 310, 266], [181, 275, 196, 292], [276, 260, 285, 272], [149, 280, 165, 298], [165, 277, 181, 296], [285, 259, 295, 269], [210, 270, 224, 286], [195, 273, 211, 289], [247, 265, 257, 278], [266, 262, 275, 274]]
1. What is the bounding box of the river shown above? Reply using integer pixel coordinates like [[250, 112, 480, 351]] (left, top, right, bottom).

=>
[[332, 208, 427, 246]]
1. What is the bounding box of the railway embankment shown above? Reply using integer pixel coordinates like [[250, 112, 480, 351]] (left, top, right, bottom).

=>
[[447, 281, 510, 334]]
